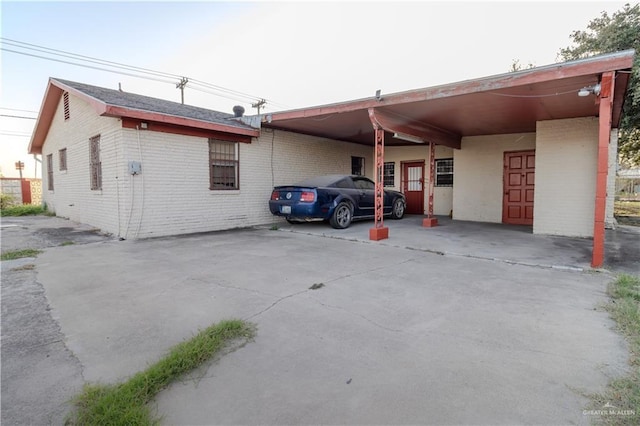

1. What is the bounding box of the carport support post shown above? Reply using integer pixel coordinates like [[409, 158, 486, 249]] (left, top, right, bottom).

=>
[[423, 141, 438, 227], [369, 121, 389, 241], [591, 71, 615, 268]]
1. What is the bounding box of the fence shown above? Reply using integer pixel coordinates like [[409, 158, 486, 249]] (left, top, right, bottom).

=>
[[0, 178, 42, 206]]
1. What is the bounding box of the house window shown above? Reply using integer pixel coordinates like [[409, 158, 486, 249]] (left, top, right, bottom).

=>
[[63, 92, 70, 121], [351, 156, 364, 176], [209, 139, 239, 190], [383, 162, 395, 187], [46, 154, 54, 190], [435, 158, 454, 187], [59, 148, 67, 171], [89, 135, 102, 190]]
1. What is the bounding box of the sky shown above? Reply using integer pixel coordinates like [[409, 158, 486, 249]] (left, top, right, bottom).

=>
[[0, 0, 631, 178]]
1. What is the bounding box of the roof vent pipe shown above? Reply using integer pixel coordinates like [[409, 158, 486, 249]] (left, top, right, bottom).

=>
[[233, 105, 245, 117]]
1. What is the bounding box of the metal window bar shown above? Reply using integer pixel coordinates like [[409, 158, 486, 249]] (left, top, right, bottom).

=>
[[209, 140, 238, 190], [59, 148, 67, 171], [90, 135, 102, 190], [383, 162, 395, 187], [46, 154, 53, 190]]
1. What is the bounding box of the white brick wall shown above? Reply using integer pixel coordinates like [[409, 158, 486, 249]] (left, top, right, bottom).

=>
[[384, 145, 454, 215], [123, 127, 373, 238], [42, 94, 375, 239], [41, 92, 123, 235], [534, 117, 598, 237], [606, 130, 618, 228], [453, 133, 536, 223]]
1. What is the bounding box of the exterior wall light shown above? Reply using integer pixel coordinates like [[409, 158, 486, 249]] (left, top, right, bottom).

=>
[[578, 83, 601, 97]]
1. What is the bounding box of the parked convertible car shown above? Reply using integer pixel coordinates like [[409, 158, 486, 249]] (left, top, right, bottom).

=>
[[269, 174, 406, 229]]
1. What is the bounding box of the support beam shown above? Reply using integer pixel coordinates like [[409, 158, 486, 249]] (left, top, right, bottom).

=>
[[368, 108, 389, 241], [423, 141, 438, 227], [591, 71, 615, 268], [368, 108, 461, 149]]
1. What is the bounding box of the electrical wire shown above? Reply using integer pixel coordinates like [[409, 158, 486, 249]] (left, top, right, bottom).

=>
[[0, 107, 38, 114], [0, 114, 36, 120], [1, 48, 177, 85], [1, 37, 291, 110], [486, 88, 584, 98], [0, 132, 31, 137]]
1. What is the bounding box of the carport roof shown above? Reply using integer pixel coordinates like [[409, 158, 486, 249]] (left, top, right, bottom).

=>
[[263, 50, 635, 149]]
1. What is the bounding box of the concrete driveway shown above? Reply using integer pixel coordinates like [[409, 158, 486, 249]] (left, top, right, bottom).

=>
[[1, 215, 635, 425]]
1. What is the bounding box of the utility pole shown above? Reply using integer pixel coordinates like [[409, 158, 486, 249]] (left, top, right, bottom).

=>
[[176, 77, 188, 104], [251, 99, 266, 114], [15, 161, 24, 179]]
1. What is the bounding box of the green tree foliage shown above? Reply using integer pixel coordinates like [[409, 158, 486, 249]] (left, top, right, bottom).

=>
[[559, 3, 640, 166]]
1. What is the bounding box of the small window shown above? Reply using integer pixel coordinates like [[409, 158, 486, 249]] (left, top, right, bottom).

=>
[[59, 148, 67, 171], [89, 135, 102, 190], [209, 139, 239, 190], [63, 92, 70, 121], [46, 154, 54, 190], [383, 162, 395, 187], [351, 156, 364, 176], [435, 158, 453, 187]]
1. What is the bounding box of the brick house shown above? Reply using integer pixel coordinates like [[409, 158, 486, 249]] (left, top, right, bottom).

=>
[[29, 50, 635, 266], [28, 79, 372, 239]]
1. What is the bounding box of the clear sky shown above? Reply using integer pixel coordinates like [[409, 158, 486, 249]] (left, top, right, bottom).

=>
[[0, 0, 630, 178]]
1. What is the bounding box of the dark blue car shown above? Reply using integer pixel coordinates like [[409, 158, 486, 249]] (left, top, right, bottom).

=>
[[269, 174, 406, 229]]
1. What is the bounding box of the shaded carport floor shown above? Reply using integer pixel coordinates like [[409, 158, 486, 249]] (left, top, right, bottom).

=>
[[29, 224, 632, 425], [271, 215, 640, 274]]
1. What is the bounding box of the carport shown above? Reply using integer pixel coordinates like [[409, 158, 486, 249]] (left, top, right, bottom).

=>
[[262, 50, 635, 268]]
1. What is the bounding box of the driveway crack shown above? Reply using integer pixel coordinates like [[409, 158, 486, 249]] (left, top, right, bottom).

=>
[[245, 289, 309, 320], [308, 297, 403, 333]]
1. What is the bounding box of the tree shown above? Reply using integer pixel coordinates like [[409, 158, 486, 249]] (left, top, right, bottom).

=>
[[558, 3, 640, 166], [508, 59, 535, 72]]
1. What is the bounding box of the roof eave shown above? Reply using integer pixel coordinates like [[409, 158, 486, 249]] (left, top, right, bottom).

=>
[[28, 79, 64, 154], [103, 106, 259, 137], [266, 49, 636, 122]]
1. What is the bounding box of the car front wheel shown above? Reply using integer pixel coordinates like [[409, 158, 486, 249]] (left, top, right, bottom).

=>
[[391, 198, 405, 219], [330, 202, 352, 229]]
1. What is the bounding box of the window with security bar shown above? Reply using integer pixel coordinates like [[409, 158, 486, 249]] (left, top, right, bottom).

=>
[[351, 156, 364, 176], [59, 148, 67, 171], [209, 139, 239, 190], [435, 158, 453, 187], [47, 154, 54, 190], [89, 135, 102, 190], [383, 162, 395, 187]]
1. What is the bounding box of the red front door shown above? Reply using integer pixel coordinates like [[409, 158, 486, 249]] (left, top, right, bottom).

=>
[[402, 161, 424, 215], [503, 151, 535, 225]]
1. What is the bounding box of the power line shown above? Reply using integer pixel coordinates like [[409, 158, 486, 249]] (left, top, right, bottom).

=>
[[0, 114, 37, 120], [1, 37, 291, 110], [2, 37, 182, 80], [1, 48, 177, 85], [0, 132, 31, 137], [0, 107, 38, 114]]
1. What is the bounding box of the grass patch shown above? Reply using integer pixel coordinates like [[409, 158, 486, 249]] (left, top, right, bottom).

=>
[[11, 263, 36, 271], [1, 248, 42, 261], [0, 204, 46, 217], [60, 241, 75, 246], [587, 274, 640, 425], [66, 319, 255, 426], [615, 201, 640, 217]]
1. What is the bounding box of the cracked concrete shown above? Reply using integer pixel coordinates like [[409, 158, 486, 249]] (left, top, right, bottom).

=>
[[2, 215, 637, 424], [1, 262, 85, 426]]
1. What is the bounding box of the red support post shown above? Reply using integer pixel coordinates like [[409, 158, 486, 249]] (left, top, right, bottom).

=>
[[423, 141, 438, 227], [591, 72, 615, 268], [368, 109, 389, 241]]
